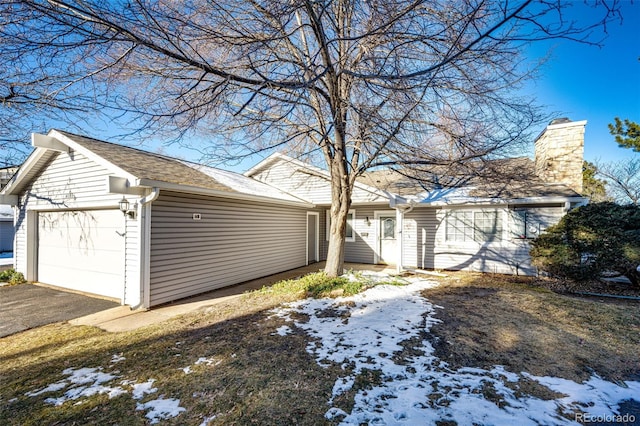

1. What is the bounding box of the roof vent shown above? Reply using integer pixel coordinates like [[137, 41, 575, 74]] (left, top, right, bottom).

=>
[[549, 117, 572, 125]]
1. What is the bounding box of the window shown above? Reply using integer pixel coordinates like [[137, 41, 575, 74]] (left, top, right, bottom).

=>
[[326, 210, 355, 242], [446, 211, 473, 242], [446, 210, 502, 242], [511, 209, 543, 239]]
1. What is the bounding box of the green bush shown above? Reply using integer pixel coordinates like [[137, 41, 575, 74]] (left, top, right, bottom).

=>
[[530, 202, 640, 286], [0, 268, 26, 285]]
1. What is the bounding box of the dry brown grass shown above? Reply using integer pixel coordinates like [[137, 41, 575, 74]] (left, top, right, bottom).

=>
[[1, 271, 639, 425], [421, 272, 640, 384]]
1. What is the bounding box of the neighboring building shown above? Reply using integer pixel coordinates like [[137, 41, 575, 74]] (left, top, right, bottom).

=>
[[0, 167, 17, 254], [0, 119, 587, 308]]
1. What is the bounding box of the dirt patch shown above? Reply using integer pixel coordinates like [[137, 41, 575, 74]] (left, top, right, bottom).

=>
[[421, 272, 640, 383]]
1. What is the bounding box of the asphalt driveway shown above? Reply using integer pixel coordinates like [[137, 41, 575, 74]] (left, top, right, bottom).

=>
[[0, 284, 119, 337]]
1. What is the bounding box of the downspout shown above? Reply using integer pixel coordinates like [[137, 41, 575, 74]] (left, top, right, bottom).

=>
[[131, 188, 159, 310]]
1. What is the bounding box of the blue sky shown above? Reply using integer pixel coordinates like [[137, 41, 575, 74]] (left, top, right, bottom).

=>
[[524, 1, 640, 164], [173, 1, 640, 172]]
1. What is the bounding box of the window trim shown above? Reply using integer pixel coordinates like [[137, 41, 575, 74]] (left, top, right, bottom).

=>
[[444, 209, 503, 244], [326, 209, 356, 242]]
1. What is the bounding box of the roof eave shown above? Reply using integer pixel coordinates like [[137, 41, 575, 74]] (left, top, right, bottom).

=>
[[136, 178, 315, 208], [411, 195, 588, 207]]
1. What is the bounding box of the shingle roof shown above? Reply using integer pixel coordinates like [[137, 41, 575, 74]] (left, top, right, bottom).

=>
[[359, 157, 581, 200], [56, 131, 306, 203], [58, 131, 237, 192]]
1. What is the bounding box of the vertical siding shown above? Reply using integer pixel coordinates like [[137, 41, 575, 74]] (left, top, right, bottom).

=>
[[149, 191, 308, 306], [124, 216, 140, 305], [404, 208, 440, 269]]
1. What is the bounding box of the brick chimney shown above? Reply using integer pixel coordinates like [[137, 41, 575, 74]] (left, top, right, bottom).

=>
[[534, 118, 586, 194]]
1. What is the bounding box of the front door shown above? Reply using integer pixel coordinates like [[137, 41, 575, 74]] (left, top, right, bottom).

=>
[[378, 215, 397, 265]]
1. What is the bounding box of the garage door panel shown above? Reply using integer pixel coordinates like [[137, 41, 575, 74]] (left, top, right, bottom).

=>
[[38, 210, 125, 300]]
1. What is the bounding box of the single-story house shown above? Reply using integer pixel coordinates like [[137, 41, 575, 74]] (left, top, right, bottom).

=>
[[0, 119, 588, 308]]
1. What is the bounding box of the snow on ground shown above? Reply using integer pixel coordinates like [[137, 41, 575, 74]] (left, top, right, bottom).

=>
[[24, 358, 186, 424], [273, 277, 640, 425]]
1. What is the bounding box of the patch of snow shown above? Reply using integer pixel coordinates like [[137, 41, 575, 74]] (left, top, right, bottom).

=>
[[136, 397, 186, 424], [25, 368, 184, 423], [273, 325, 292, 336], [130, 379, 157, 400], [195, 357, 221, 366], [26, 368, 124, 406], [110, 353, 125, 363], [25, 381, 68, 397], [199, 414, 217, 426], [182, 366, 193, 374], [274, 274, 640, 425]]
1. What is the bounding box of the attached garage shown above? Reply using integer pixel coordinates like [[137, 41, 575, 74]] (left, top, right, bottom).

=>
[[1, 130, 315, 309], [37, 209, 125, 300]]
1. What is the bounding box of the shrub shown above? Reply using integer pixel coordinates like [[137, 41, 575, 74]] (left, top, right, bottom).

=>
[[530, 202, 640, 286], [0, 268, 26, 285]]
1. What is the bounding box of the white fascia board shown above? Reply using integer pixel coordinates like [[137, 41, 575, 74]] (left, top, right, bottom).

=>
[[137, 178, 315, 208], [107, 176, 147, 196], [49, 130, 139, 183], [32, 133, 70, 152], [0, 147, 49, 196], [414, 196, 588, 207], [243, 152, 283, 177], [0, 194, 18, 205]]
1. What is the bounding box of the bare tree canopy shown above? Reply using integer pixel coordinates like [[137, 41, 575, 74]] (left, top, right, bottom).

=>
[[597, 158, 640, 205], [0, 0, 622, 274]]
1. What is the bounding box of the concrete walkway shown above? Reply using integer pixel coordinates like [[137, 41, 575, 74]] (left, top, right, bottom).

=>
[[71, 262, 395, 333]]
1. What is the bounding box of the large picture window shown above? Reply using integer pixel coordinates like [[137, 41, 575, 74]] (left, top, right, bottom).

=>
[[446, 210, 502, 243], [326, 210, 355, 242]]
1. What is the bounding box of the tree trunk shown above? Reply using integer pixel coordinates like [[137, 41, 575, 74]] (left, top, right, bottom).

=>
[[324, 145, 352, 277]]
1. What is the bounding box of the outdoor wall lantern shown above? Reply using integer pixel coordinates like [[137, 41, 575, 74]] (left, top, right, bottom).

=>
[[119, 196, 137, 219]]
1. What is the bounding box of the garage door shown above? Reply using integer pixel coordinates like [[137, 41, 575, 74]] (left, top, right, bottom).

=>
[[38, 210, 125, 300]]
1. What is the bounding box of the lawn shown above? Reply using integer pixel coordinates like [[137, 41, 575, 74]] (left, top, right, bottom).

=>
[[0, 271, 638, 425]]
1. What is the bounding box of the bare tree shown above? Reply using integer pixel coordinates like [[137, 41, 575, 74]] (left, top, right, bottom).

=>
[[597, 158, 640, 205], [0, 0, 621, 275]]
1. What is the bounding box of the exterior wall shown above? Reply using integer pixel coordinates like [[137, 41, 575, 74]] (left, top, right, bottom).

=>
[[148, 191, 308, 306], [252, 158, 387, 204], [319, 206, 379, 265], [403, 204, 566, 275], [534, 120, 586, 194], [13, 150, 141, 305]]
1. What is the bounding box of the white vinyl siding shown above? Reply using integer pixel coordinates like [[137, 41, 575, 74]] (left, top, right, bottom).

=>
[[149, 192, 308, 306], [13, 150, 141, 305], [252, 158, 387, 204], [402, 205, 566, 275]]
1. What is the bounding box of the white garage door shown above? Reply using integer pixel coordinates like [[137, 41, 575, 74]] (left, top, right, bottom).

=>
[[38, 210, 125, 300]]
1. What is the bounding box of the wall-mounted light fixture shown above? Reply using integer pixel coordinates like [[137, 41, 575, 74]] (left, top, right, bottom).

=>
[[119, 196, 137, 219], [365, 216, 371, 226]]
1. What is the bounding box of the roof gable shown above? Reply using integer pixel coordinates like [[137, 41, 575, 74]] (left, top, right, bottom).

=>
[[246, 152, 391, 204], [2, 130, 311, 206]]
